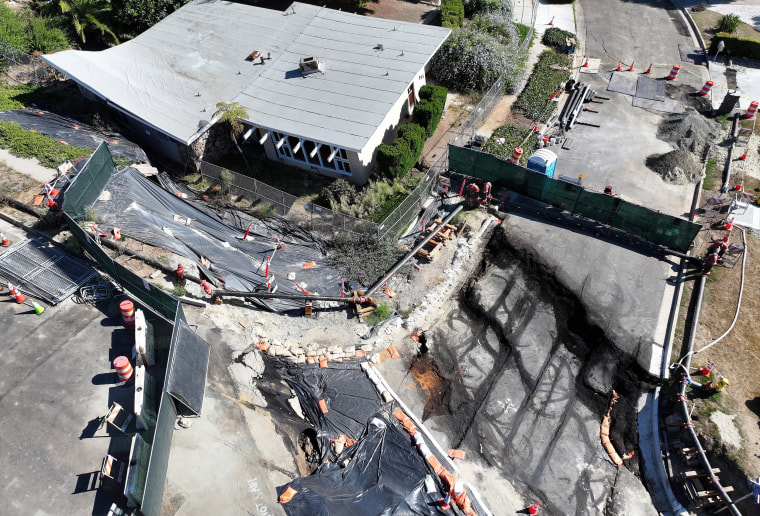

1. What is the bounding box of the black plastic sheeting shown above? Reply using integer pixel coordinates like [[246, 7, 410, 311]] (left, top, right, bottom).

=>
[[277, 360, 383, 461], [165, 320, 210, 417], [0, 108, 149, 163], [91, 168, 343, 312], [276, 411, 448, 516]]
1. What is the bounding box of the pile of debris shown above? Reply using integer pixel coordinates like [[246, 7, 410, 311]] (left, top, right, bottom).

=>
[[648, 110, 721, 184]]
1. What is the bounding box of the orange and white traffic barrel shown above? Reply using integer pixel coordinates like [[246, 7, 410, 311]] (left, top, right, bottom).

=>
[[744, 100, 759, 119], [120, 300, 135, 325], [113, 356, 134, 382], [697, 81, 714, 96], [508, 147, 523, 164], [666, 64, 681, 80]]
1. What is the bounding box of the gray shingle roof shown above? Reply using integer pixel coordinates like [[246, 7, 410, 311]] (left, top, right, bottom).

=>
[[42, 1, 450, 150]]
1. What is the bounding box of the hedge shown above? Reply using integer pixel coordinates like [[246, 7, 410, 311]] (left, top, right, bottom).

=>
[[376, 122, 430, 179], [397, 123, 426, 157], [541, 27, 575, 51], [512, 50, 571, 122], [709, 32, 760, 60], [441, 0, 464, 28], [0, 120, 90, 168], [413, 85, 447, 137]]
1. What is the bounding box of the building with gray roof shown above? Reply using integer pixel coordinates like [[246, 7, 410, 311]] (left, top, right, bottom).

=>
[[42, 0, 450, 184]]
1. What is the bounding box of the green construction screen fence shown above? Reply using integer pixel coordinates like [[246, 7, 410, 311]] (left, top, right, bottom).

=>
[[448, 145, 700, 252], [62, 142, 116, 219]]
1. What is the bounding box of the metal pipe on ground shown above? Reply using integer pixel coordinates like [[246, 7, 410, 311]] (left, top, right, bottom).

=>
[[677, 274, 741, 516], [721, 113, 740, 193], [364, 205, 463, 298], [567, 85, 591, 130]]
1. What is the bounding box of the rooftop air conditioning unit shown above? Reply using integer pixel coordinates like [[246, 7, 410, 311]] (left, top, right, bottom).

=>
[[299, 56, 325, 76]]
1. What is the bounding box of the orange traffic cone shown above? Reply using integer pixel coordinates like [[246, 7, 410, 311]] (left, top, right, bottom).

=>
[[699, 363, 715, 376], [616, 61, 622, 71], [628, 60, 635, 72], [528, 501, 541, 515], [549, 16, 554, 26], [740, 150, 748, 160], [0, 232, 10, 246], [582, 56, 589, 67], [13, 287, 26, 304], [645, 63, 652, 74]]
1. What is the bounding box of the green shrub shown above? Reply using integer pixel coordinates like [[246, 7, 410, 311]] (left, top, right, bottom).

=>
[[319, 178, 358, 208], [397, 123, 426, 157], [376, 138, 413, 179], [717, 13, 740, 34], [22, 12, 69, 54], [0, 120, 90, 167], [430, 18, 525, 93], [0, 4, 30, 52], [441, 0, 464, 28], [482, 124, 538, 164], [709, 32, 760, 60], [512, 50, 572, 122], [463, 0, 504, 17], [413, 86, 447, 137], [541, 27, 575, 50], [366, 302, 392, 326]]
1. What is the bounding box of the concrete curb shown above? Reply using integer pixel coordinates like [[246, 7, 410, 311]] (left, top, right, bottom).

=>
[[671, 0, 712, 77]]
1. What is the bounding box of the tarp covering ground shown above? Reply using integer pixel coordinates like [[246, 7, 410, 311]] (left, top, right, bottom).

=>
[[274, 359, 448, 515], [0, 108, 149, 163]]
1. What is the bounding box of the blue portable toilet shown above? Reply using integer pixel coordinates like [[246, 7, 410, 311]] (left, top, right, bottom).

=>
[[526, 149, 558, 178]]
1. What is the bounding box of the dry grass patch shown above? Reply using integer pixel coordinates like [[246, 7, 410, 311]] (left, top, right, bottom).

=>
[[692, 10, 760, 48]]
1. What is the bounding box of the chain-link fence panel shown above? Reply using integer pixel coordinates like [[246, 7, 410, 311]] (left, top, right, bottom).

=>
[[63, 142, 116, 218], [0, 41, 60, 86]]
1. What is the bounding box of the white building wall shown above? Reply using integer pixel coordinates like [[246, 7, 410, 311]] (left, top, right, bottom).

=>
[[356, 64, 429, 178]]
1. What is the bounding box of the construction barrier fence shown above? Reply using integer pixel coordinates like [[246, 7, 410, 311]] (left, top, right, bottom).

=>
[[201, 161, 439, 241], [200, 161, 379, 238], [62, 142, 117, 219], [448, 145, 700, 252]]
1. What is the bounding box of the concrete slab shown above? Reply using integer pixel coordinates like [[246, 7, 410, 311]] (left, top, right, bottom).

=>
[[636, 76, 667, 101], [607, 72, 637, 96], [708, 60, 760, 111], [632, 96, 685, 113], [579, 57, 602, 74], [0, 219, 137, 515]]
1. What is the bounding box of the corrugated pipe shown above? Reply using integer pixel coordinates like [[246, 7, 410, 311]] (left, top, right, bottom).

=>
[[676, 274, 741, 516]]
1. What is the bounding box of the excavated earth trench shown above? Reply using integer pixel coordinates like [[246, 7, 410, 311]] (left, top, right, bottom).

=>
[[416, 226, 660, 515]]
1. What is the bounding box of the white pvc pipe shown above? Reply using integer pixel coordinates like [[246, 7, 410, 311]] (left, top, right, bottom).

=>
[[694, 226, 747, 355]]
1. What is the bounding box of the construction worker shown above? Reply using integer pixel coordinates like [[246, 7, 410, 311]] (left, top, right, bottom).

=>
[[176, 264, 186, 288], [604, 185, 614, 196], [717, 240, 729, 257]]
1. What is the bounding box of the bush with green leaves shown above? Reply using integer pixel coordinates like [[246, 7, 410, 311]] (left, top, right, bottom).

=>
[[0, 4, 29, 52], [397, 123, 426, 157], [327, 233, 407, 288], [717, 13, 740, 34], [429, 13, 525, 93], [482, 124, 538, 164], [441, 0, 464, 28], [463, 0, 507, 18], [541, 27, 575, 51], [110, 0, 191, 40], [319, 178, 358, 208], [0, 120, 90, 167], [709, 32, 760, 60], [0, 83, 37, 111], [412, 85, 447, 137], [376, 137, 413, 179], [512, 50, 571, 122], [366, 302, 392, 325]]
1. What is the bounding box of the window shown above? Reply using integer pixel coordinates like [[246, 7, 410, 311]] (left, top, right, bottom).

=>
[[408, 84, 415, 111], [271, 131, 351, 176]]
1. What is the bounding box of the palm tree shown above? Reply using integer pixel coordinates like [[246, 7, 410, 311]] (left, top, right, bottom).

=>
[[59, 0, 119, 46], [213, 101, 252, 173]]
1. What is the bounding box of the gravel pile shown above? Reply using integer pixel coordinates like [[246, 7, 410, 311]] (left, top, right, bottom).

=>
[[646, 149, 703, 184], [656, 109, 721, 160]]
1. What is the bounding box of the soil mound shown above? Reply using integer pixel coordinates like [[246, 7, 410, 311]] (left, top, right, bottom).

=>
[[656, 109, 721, 160], [646, 149, 703, 184]]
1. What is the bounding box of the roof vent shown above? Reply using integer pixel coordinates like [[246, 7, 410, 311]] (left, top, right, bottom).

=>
[[299, 56, 325, 76]]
